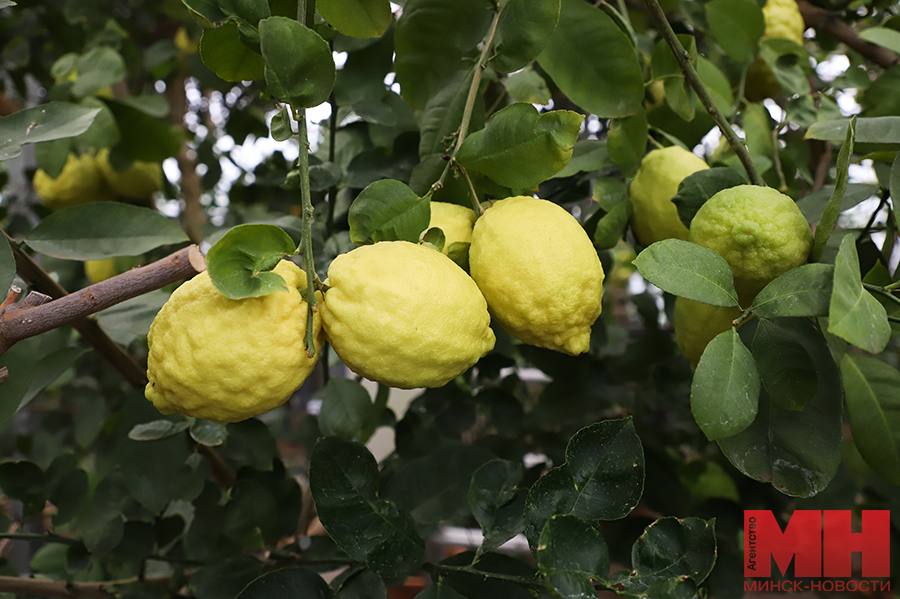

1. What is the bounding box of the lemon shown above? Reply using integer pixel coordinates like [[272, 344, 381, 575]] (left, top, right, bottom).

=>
[[84, 259, 119, 284], [673, 297, 742, 370], [97, 149, 164, 200], [428, 202, 476, 253], [690, 185, 812, 301], [33, 153, 114, 209], [320, 241, 494, 389], [145, 260, 323, 423], [745, 0, 805, 101], [469, 196, 604, 355], [629, 146, 709, 247]]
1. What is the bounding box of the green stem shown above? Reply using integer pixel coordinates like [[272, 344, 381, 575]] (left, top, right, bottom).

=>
[[0, 533, 81, 545], [423, 563, 544, 589], [863, 283, 900, 308], [888, 316, 900, 325], [296, 111, 319, 358], [642, 0, 764, 186], [459, 166, 483, 215]]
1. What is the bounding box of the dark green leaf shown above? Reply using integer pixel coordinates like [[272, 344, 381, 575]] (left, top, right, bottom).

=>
[[45, 454, 88, 526], [593, 198, 632, 250], [182, 0, 227, 25], [19, 347, 86, 409], [607, 108, 648, 178], [334, 570, 386, 599], [218, 0, 270, 24], [504, 67, 552, 105], [672, 167, 746, 228], [104, 99, 182, 162], [0, 462, 46, 517], [691, 329, 760, 440], [812, 116, 854, 262], [418, 66, 484, 159], [629, 518, 716, 591], [420, 226, 445, 253], [24, 203, 189, 260], [537, 515, 609, 599], [128, 419, 190, 441], [0, 102, 100, 161], [96, 290, 169, 346], [752, 318, 819, 411], [318, 378, 374, 441], [705, 0, 764, 64], [236, 568, 332, 599], [190, 420, 228, 446], [414, 581, 470, 599], [491, 0, 561, 73], [201, 22, 266, 82], [805, 117, 900, 143], [552, 140, 611, 179], [318, 0, 391, 39], [348, 179, 431, 245], [190, 556, 265, 599], [259, 17, 336, 109], [632, 239, 740, 307], [537, 0, 643, 118], [206, 224, 297, 299], [456, 103, 582, 188], [469, 459, 524, 556], [751, 263, 834, 318]]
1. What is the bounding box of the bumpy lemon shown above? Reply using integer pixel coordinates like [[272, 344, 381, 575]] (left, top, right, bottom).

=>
[[673, 297, 742, 370], [33, 153, 114, 209], [145, 260, 323, 423], [690, 185, 812, 301], [629, 146, 709, 246], [97, 149, 164, 200], [428, 202, 476, 253], [745, 0, 805, 101], [470, 196, 604, 355], [320, 241, 494, 389]]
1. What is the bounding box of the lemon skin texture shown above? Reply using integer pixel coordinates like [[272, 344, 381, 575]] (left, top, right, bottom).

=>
[[428, 202, 476, 253], [629, 146, 709, 247], [469, 196, 604, 355], [145, 260, 323, 423], [745, 0, 805, 101], [33, 153, 114, 209], [690, 185, 812, 301], [97, 149, 164, 200], [674, 297, 742, 370], [320, 241, 495, 389]]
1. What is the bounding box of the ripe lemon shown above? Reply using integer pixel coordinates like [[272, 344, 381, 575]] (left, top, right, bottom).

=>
[[97, 149, 164, 200], [745, 0, 805, 101], [469, 196, 604, 355], [673, 297, 742, 370], [428, 202, 476, 253], [84, 259, 119, 284], [320, 241, 495, 389], [33, 153, 114, 209], [629, 146, 709, 247], [145, 260, 323, 423], [690, 185, 812, 301]]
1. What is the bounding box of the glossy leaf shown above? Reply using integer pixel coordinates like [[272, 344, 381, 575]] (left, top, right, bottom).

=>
[[628, 518, 716, 592], [205, 224, 297, 299], [318, 0, 391, 39], [841, 353, 900, 484], [348, 179, 431, 245], [537, 516, 609, 599], [805, 116, 900, 143], [812, 116, 854, 262], [705, 0, 764, 64], [318, 378, 374, 441], [456, 103, 582, 188], [750, 264, 834, 318], [828, 234, 891, 353], [0, 102, 100, 161], [469, 459, 524, 556], [607, 108, 648, 179], [491, 0, 561, 73], [259, 17, 335, 109], [672, 167, 746, 228], [691, 329, 759, 440], [632, 239, 740, 307], [128, 419, 191, 441], [24, 203, 189, 260], [201, 22, 266, 82], [752, 318, 819, 411], [236, 568, 332, 599], [537, 0, 643, 118]]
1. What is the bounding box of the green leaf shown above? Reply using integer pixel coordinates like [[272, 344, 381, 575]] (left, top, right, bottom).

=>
[[841, 353, 900, 484], [0, 339, 83, 428], [190, 420, 228, 446], [759, 39, 810, 97], [420, 226, 445, 253], [418, 66, 484, 159], [691, 329, 760, 440], [607, 108, 648, 178], [235, 568, 332, 599], [0, 461, 46, 517], [318, 0, 391, 39], [414, 581, 470, 599], [0, 234, 14, 299], [705, 0, 764, 64], [24, 203, 189, 260], [891, 149, 900, 232], [182, 0, 227, 28], [828, 234, 891, 353], [456, 103, 583, 188], [859, 27, 900, 54], [218, 0, 271, 24], [629, 518, 717, 591], [752, 318, 819, 411], [309, 437, 425, 578], [552, 140, 611, 179], [206, 224, 297, 299], [805, 116, 900, 143], [0, 102, 101, 161], [469, 459, 524, 557], [190, 556, 265, 599], [505, 67, 552, 105], [318, 378, 374, 441], [593, 197, 632, 250], [672, 167, 746, 228], [537, 515, 610, 599], [95, 290, 169, 346], [201, 22, 266, 82], [795, 183, 877, 223], [632, 239, 740, 307], [812, 116, 854, 262], [104, 99, 182, 162], [348, 179, 431, 245], [128, 419, 191, 441], [71, 47, 126, 98], [269, 105, 293, 141], [537, 0, 642, 118], [259, 17, 336, 109], [491, 0, 561, 73], [334, 570, 387, 599], [651, 36, 699, 122], [750, 264, 834, 318]]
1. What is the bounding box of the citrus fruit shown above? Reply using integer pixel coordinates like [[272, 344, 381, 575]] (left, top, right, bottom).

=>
[[145, 260, 323, 423], [629, 146, 709, 247], [84, 259, 119, 284], [320, 241, 495, 389], [469, 196, 604, 355], [428, 202, 476, 253], [689, 184, 812, 301], [33, 152, 114, 209], [745, 0, 805, 101], [673, 297, 742, 370], [97, 149, 164, 200]]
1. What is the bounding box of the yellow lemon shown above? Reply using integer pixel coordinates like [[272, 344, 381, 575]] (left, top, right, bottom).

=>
[[145, 260, 323, 423], [33, 153, 114, 209], [469, 196, 604, 355], [97, 149, 164, 200], [745, 0, 805, 101], [84, 259, 119, 284], [428, 202, 476, 253], [673, 297, 742, 370]]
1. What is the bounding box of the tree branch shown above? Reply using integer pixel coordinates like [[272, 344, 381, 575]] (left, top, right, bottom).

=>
[[0, 571, 193, 599], [168, 75, 205, 243], [798, 0, 899, 69]]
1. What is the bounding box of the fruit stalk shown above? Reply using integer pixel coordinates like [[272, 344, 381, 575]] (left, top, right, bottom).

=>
[[642, 0, 765, 187]]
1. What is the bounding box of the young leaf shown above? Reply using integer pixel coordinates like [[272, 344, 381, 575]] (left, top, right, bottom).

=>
[[269, 104, 293, 141], [456, 103, 582, 189], [469, 459, 525, 557], [490, 0, 561, 74], [348, 179, 431, 245], [200, 22, 266, 82], [691, 329, 760, 440], [205, 224, 297, 299], [841, 353, 900, 484], [705, 0, 764, 64], [259, 17, 336, 109], [752, 318, 819, 411], [235, 568, 331, 599], [607, 108, 648, 178], [537, 0, 643, 118], [24, 203, 189, 260], [0, 102, 101, 161], [812, 117, 855, 262], [750, 263, 834, 318], [632, 239, 740, 307], [318, 0, 392, 39], [672, 167, 746, 228], [828, 234, 891, 353], [537, 515, 610, 598], [317, 378, 374, 441], [627, 518, 716, 592]]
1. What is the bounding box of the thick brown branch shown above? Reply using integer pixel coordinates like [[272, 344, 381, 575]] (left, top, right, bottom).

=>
[[0, 571, 191, 599], [798, 1, 899, 69]]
